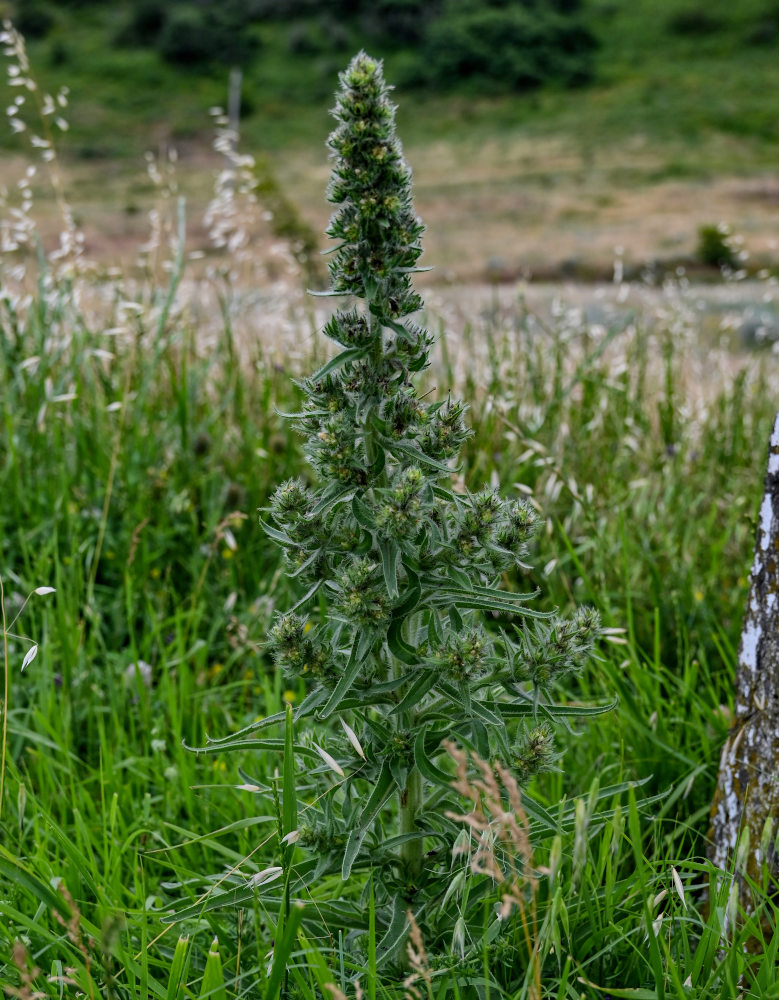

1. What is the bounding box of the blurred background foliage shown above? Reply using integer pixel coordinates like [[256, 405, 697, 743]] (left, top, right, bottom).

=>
[[2, 0, 778, 164], [13, 0, 597, 90]]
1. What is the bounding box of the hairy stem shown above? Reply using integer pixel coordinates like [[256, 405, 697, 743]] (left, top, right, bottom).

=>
[[399, 760, 423, 884]]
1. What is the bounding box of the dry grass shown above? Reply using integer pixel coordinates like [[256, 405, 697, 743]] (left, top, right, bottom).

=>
[[2, 125, 778, 286]]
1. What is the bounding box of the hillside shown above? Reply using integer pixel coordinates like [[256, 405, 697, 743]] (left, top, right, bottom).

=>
[[1, 0, 778, 279]]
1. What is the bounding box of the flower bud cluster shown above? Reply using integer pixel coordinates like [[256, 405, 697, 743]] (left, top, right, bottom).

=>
[[268, 478, 334, 582], [375, 466, 428, 540], [267, 613, 333, 682], [437, 492, 542, 576], [494, 499, 541, 557], [333, 556, 391, 627], [382, 390, 423, 440], [510, 724, 556, 784], [326, 53, 423, 316], [389, 321, 434, 373], [435, 626, 491, 682], [323, 308, 374, 350], [459, 489, 503, 551], [310, 410, 364, 485], [269, 478, 320, 543], [513, 607, 601, 686], [298, 823, 346, 853], [421, 399, 471, 459]]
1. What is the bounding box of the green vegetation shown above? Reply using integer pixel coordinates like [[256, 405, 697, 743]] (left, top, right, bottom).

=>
[[1, 0, 778, 168], [201, 53, 604, 983], [2, 40, 779, 1000]]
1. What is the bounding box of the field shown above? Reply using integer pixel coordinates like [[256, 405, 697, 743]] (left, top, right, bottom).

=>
[[4, 0, 779, 282], [2, 12, 779, 1000]]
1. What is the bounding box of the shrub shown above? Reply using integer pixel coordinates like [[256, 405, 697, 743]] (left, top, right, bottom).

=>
[[667, 7, 724, 36], [746, 3, 779, 45], [416, 1, 598, 91], [697, 222, 739, 269], [114, 0, 166, 47], [12, 0, 55, 39], [156, 2, 259, 68], [361, 0, 441, 44]]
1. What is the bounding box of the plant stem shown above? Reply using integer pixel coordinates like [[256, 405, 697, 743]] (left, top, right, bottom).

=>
[[399, 761, 423, 884]]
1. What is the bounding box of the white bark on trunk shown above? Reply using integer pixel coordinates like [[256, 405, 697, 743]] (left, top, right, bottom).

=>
[[709, 412, 779, 910]]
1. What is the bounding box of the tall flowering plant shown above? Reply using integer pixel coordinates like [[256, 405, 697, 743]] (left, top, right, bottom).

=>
[[190, 52, 604, 975]]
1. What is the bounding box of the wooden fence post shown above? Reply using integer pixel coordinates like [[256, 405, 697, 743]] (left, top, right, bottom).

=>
[[709, 412, 779, 919]]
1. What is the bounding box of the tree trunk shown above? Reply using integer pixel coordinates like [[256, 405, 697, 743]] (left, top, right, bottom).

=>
[[709, 412, 779, 922]]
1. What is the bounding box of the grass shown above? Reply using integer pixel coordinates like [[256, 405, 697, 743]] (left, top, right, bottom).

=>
[[1, 25, 779, 994], [2, 173, 779, 993]]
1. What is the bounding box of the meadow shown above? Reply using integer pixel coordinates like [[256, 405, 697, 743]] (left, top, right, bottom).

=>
[[2, 27, 779, 1000]]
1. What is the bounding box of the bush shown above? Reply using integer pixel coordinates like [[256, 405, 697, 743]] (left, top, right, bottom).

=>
[[361, 0, 441, 44], [287, 16, 350, 55], [13, 0, 55, 39], [667, 7, 723, 37], [746, 3, 779, 45], [115, 0, 166, 47], [418, 2, 597, 91], [697, 223, 739, 269], [156, 2, 259, 68]]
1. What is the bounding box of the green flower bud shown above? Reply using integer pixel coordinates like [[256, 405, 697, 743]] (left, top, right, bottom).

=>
[[511, 724, 556, 784], [436, 627, 490, 682], [333, 557, 390, 626], [323, 308, 374, 350], [512, 608, 601, 686]]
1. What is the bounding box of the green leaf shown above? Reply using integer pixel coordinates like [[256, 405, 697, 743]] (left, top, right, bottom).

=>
[[376, 895, 408, 967], [283, 704, 298, 865], [0, 848, 73, 924], [262, 903, 306, 1000], [466, 696, 504, 729], [392, 580, 422, 619], [260, 521, 295, 546], [370, 447, 386, 477], [287, 578, 323, 611], [309, 347, 367, 382], [318, 632, 373, 720], [430, 592, 556, 619], [413, 728, 452, 787], [379, 538, 400, 600], [342, 829, 367, 881], [181, 737, 320, 759], [577, 980, 659, 1000], [499, 697, 619, 720], [342, 762, 395, 878], [426, 609, 442, 648], [390, 439, 455, 474], [311, 483, 357, 517], [195, 688, 328, 751], [392, 669, 438, 715], [199, 938, 226, 1000], [518, 792, 559, 835], [387, 616, 418, 666], [357, 759, 396, 829], [448, 566, 473, 591], [166, 936, 191, 1000], [352, 495, 377, 528], [368, 871, 377, 1000]]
